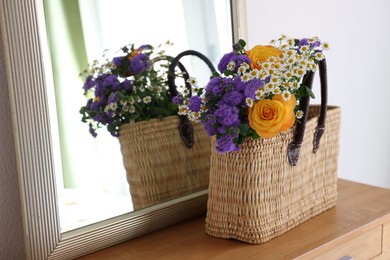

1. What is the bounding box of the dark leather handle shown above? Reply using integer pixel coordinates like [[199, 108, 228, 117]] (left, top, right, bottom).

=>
[[151, 55, 190, 84], [167, 50, 216, 148], [288, 58, 328, 166], [168, 50, 216, 97], [152, 55, 194, 147], [313, 58, 328, 152]]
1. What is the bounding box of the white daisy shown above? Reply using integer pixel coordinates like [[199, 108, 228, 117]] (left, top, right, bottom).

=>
[[187, 77, 198, 86], [143, 96, 152, 104], [183, 88, 190, 96], [296, 110, 304, 119], [265, 83, 275, 92], [299, 45, 309, 53], [246, 97, 254, 107], [281, 90, 292, 101], [314, 52, 324, 60], [227, 61, 236, 71], [178, 105, 189, 115], [189, 111, 201, 122], [322, 42, 330, 50], [255, 89, 265, 100], [273, 88, 281, 95], [241, 62, 250, 69], [249, 69, 260, 78], [241, 73, 252, 82]]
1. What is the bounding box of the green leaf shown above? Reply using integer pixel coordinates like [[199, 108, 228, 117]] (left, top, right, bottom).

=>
[[250, 129, 260, 139], [238, 124, 250, 135], [196, 88, 204, 96], [305, 86, 316, 99], [224, 70, 232, 76], [148, 106, 173, 117], [238, 39, 246, 49], [236, 134, 246, 145]]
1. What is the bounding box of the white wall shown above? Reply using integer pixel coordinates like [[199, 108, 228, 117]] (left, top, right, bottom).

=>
[[245, 0, 390, 188]]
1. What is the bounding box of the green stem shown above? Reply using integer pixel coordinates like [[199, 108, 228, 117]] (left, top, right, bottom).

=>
[[133, 101, 146, 118]]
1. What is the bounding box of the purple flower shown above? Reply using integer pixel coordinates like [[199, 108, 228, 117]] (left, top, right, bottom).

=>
[[103, 74, 119, 85], [85, 98, 93, 110], [93, 113, 106, 123], [312, 41, 321, 48], [233, 75, 249, 92], [231, 54, 251, 71], [298, 38, 322, 53], [89, 124, 97, 138], [172, 94, 182, 104], [217, 51, 251, 74], [217, 51, 235, 73], [112, 56, 125, 67], [90, 100, 102, 111], [265, 75, 271, 84], [188, 96, 202, 112], [106, 111, 114, 118], [216, 125, 227, 134], [298, 38, 309, 48], [121, 79, 133, 92], [94, 74, 120, 97], [244, 79, 264, 99], [108, 91, 119, 104], [129, 53, 150, 75], [111, 80, 122, 91], [214, 104, 239, 127], [222, 91, 243, 106], [138, 44, 152, 51], [215, 134, 239, 153], [222, 77, 233, 88], [201, 114, 217, 136], [83, 76, 95, 92], [205, 77, 223, 97]]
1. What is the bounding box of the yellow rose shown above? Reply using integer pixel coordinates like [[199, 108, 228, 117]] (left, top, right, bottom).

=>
[[246, 45, 282, 70], [248, 94, 296, 138]]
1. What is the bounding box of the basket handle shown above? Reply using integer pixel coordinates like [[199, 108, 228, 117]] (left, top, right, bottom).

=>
[[167, 50, 216, 148], [287, 58, 328, 166]]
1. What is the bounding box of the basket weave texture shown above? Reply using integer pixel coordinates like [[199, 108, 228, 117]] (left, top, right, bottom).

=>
[[118, 115, 210, 210], [205, 105, 341, 244]]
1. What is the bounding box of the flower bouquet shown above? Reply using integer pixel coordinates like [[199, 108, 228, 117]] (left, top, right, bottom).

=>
[[175, 36, 329, 152], [80, 43, 178, 137], [80, 43, 211, 210], [177, 35, 341, 244]]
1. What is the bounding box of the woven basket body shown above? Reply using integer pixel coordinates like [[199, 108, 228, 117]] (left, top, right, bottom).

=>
[[205, 105, 341, 244], [118, 115, 210, 210]]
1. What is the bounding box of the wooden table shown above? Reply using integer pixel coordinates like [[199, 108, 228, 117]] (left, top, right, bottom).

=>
[[79, 179, 390, 259]]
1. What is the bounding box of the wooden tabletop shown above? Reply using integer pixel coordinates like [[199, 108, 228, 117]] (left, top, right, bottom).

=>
[[78, 179, 390, 259]]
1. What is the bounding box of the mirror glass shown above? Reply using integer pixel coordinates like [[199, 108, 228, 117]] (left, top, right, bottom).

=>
[[43, 0, 233, 232]]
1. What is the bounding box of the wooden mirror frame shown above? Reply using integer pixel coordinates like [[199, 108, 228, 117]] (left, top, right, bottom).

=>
[[0, 0, 247, 259]]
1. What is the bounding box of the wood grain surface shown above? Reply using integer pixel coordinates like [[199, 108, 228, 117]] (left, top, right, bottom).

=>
[[78, 179, 390, 259]]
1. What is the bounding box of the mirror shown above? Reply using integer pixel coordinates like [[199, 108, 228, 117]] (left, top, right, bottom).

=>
[[0, 0, 246, 259], [42, 0, 233, 232]]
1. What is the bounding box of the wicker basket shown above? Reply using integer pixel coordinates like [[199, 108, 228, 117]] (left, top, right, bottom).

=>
[[118, 116, 210, 210], [205, 105, 341, 244], [205, 57, 341, 244], [117, 50, 216, 210]]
